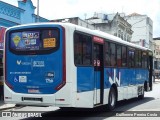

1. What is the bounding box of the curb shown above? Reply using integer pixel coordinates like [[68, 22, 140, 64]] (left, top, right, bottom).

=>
[[0, 101, 16, 111], [0, 105, 16, 111]]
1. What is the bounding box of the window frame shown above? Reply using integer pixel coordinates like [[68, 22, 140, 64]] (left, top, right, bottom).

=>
[[128, 47, 135, 68], [73, 31, 150, 69], [121, 46, 127, 67], [8, 27, 60, 55], [104, 41, 111, 66], [74, 31, 92, 66], [142, 51, 148, 68], [116, 44, 122, 67]]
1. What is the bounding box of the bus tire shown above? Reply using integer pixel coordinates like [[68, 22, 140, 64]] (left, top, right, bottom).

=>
[[107, 87, 117, 110], [144, 81, 148, 91], [138, 86, 144, 99]]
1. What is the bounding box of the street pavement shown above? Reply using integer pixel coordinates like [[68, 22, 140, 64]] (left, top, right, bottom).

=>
[[0, 79, 160, 111], [0, 100, 15, 111]]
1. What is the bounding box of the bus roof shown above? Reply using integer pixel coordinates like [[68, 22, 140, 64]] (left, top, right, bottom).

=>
[[6, 22, 151, 51]]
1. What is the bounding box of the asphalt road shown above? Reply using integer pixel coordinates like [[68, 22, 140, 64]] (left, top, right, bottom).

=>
[[2, 80, 160, 120]]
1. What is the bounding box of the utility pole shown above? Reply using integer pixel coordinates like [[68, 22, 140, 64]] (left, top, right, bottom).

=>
[[84, 13, 87, 20], [84, 13, 88, 28], [37, 0, 39, 22]]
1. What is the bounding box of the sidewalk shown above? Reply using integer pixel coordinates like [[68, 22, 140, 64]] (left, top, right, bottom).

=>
[[153, 78, 160, 83], [0, 100, 15, 111]]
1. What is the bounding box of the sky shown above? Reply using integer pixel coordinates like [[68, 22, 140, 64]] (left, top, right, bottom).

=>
[[1, 0, 160, 37]]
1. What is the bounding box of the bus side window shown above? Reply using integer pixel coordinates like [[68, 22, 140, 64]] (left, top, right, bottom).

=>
[[74, 33, 82, 65], [142, 52, 148, 68], [138, 50, 142, 67], [135, 50, 142, 68], [74, 32, 92, 66], [128, 48, 135, 67], [117, 45, 122, 67], [110, 43, 116, 66], [104, 42, 111, 66], [122, 46, 127, 67], [82, 36, 92, 65], [135, 50, 139, 67]]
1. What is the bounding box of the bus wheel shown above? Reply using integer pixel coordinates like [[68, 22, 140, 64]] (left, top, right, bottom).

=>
[[138, 86, 144, 99], [107, 87, 117, 110]]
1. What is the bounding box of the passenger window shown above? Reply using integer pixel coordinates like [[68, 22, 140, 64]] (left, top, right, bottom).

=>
[[110, 43, 116, 66], [142, 52, 148, 68], [105, 42, 116, 67], [74, 33, 92, 66], [122, 46, 127, 67], [117, 45, 122, 67], [135, 50, 142, 68], [135, 50, 139, 67], [128, 48, 135, 67], [138, 50, 142, 67], [104, 42, 111, 66]]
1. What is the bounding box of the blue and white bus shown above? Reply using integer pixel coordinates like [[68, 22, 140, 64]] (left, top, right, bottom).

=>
[[4, 23, 153, 110]]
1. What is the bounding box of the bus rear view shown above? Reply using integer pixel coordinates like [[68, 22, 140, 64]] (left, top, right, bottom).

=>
[[4, 24, 68, 107]]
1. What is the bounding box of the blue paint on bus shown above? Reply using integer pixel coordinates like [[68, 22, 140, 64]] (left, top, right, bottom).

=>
[[77, 67, 94, 92], [5, 24, 64, 94], [77, 67, 148, 92]]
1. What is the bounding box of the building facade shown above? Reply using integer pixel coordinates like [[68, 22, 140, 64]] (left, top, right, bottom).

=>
[[51, 17, 95, 30], [0, 0, 49, 27], [87, 13, 133, 42], [153, 38, 160, 69], [125, 13, 153, 48], [51, 13, 133, 42]]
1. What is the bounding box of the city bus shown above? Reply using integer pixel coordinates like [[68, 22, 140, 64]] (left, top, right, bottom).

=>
[[4, 23, 153, 110]]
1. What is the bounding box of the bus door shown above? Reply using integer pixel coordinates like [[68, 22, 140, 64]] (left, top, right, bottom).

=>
[[93, 43, 104, 105]]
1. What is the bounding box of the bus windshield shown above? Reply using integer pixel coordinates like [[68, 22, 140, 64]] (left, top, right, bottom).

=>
[[9, 29, 59, 54]]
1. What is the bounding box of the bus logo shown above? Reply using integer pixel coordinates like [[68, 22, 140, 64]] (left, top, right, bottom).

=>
[[33, 61, 45, 67], [16, 60, 31, 66], [17, 60, 21, 65]]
